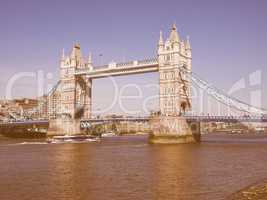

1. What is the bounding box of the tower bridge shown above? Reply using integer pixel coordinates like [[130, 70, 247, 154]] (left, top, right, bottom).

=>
[[45, 23, 195, 143], [1, 24, 266, 143], [55, 24, 192, 121]]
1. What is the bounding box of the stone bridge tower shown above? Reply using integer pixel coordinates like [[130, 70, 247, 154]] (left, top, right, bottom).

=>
[[158, 24, 192, 116], [149, 24, 199, 144], [60, 43, 92, 119], [47, 43, 92, 136]]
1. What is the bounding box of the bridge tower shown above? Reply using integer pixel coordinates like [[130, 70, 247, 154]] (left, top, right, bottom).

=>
[[59, 44, 78, 118], [59, 43, 92, 119], [158, 24, 192, 116], [48, 43, 92, 136], [149, 24, 199, 144]]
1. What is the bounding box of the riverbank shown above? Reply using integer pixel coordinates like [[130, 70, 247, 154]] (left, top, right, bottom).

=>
[[229, 180, 267, 200]]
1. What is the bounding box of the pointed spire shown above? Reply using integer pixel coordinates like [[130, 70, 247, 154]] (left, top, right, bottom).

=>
[[169, 23, 180, 43], [185, 35, 191, 49], [172, 23, 177, 30], [74, 42, 80, 49], [158, 31, 164, 46], [71, 42, 80, 59], [61, 48, 65, 60], [70, 47, 75, 59], [180, 40, 185, 54], [88, 52, 92, 65]]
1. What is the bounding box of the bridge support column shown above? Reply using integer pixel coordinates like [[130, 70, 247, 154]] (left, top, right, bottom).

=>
[[149, 116, 200, 144], [47, 117, 81, 137]]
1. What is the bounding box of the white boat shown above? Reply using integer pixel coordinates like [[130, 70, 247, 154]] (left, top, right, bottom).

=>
[[47, 135, 100, 144], [101, 132, 116, 137]]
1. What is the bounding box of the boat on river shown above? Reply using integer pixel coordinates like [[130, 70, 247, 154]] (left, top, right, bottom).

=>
[[101, 132, 116, 137], [47, 135, 100, 144]]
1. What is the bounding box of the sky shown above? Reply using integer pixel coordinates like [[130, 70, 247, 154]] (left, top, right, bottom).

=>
[[0, 0, 266, 115]]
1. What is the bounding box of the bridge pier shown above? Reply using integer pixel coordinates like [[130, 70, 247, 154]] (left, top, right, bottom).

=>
[[47, 117, 81, 137], [149, 116, 201, 144]]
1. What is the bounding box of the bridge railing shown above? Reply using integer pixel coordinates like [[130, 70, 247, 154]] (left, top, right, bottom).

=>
[[96, 58, 157, 69], [116, 61, 134, 67], [137, 58, 158, 65]]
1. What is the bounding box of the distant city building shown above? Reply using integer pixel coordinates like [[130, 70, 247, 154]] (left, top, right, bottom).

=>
[[0, 98, 39, 120], [13, 98, 38, 111]]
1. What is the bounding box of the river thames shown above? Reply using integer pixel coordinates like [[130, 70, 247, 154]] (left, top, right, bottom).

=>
[[1, 133, 267, 200]]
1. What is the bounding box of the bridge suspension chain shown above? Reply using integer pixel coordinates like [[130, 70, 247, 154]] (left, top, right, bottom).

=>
[[181, 68, 267, 115]]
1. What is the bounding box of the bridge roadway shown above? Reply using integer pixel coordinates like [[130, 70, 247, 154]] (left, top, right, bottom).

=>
[[0, 116, 266, 128], [80, 116, 267, 128]]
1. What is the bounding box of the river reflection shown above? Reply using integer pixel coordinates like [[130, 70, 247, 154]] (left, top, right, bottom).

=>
[[0, 134, 267, 200]]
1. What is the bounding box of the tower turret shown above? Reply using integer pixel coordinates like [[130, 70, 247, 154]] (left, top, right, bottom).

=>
[[181, 40, 185, 55], [158, 31, 164, 48], [168, 24, 180, 52], [185, 36, 192, 73], [185, 36, 192, 58], [61, 48, 65, 59], [158, 31, 165, 65], [70, 45, 76, 67], [87, 52, 93, 70], [70, 43, 83, 67], [60, 48, 65, 67], [169, 24, 180, 42]]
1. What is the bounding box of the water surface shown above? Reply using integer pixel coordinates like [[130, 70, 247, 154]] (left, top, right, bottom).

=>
[[0, 133, 267, 200]]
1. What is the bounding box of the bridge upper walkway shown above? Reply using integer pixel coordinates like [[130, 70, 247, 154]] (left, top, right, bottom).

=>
[[75, 58, 158, 78]]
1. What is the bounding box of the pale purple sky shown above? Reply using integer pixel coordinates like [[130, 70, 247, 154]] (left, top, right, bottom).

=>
[[0, 0, 266, 115]]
